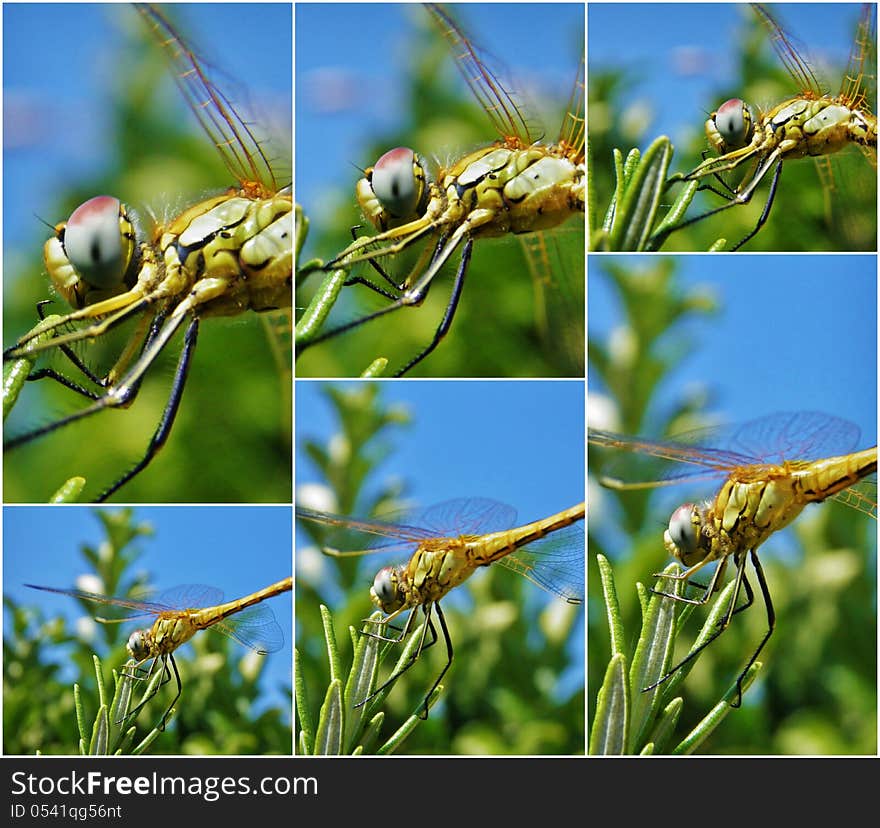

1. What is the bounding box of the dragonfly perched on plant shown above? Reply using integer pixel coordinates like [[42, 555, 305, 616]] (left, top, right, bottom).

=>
[[661, 3, 877, 251], [589, 411, 877, 704], [25, 577, 293, 731], [295, 3, 584, 378], [3, 4, 292, 503], [296, 498, 584, 717]]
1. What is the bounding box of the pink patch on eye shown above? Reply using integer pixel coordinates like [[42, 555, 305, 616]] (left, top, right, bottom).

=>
[[374, 147, 413, 170], [67, 196, 119, 227]]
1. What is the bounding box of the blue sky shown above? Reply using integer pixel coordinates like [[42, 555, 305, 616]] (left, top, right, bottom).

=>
[[295, 380, 585, 519], [588, 2, 871, 149], [3, 506, 293, 718], [588, 254, 877, 443], [295, 2, 584, 233], [3, 3, 291, 270]]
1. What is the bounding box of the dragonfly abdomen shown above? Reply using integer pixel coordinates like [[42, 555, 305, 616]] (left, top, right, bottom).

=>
[[791, 448, 878, 501]]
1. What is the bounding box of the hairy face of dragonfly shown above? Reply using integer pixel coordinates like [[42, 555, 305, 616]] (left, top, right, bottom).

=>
[[3, 5, 292, 503]]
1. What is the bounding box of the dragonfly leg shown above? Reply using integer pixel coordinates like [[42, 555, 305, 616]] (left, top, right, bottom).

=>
[[651, 556, 727, 606], [96, 317, 199, 502], [730, 549, 774, 708], [393, 237, 473, 377], [118, 656, 171, 727], [297, 234, 447, 354], [729, 160, 783, 251], [656, 152, 783, 250], [417, 601, 453, 720], [342, 225, 409, 296], [642, 548, 750, 694], [4, 310, 189, 502], [355, 605, 439, 711], [157, 654, 183, 731], [25, 304, 168, 399]]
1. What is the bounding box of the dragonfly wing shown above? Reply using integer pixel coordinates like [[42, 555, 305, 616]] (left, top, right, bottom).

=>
[[558, 51, 585, 160], [753, 4, 823, 98], [413, 498, 518, 536], [24, 584, 170, 618], [725, 411, 862, 462], [425, 3, 536, 144], [839, 3, 876, 109], [136, 4, 283, 193], [829, 477, 878, 519], [152, 584, 225, 611], [492, 521, 584, 604], [209, 604, 285, 654]]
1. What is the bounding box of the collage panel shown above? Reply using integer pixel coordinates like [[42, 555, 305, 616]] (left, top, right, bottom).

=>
[[3, 3, 292, 504], [589, 2, 876, 252], [3, 506, 293, 756], [587, 255, 877, 755], [295, 2, 584, 377], [294, 380, 585, 754]]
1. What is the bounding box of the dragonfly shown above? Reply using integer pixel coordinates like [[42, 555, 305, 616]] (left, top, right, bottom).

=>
[[295, 3, 584, 377], [296, 498, 584, 716], [589, 411, 877, 704], [663, 3, 877, 251], [3, 4, 292, 503], [26, 577, 293, 731]]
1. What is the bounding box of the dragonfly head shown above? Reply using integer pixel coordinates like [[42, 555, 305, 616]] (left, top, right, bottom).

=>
[[45, 196, 138, 309], [664, 503, 705, 567], [126, 628, 154, 662], [370, 565, 406, 614], [706, 99, 754, 154], [357, 147, 429, 232]]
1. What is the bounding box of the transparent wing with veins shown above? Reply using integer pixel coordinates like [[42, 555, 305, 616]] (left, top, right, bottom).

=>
[[589, 411, 865, 487], [425, 3, 536, 144], [136, 3, 280, 193]]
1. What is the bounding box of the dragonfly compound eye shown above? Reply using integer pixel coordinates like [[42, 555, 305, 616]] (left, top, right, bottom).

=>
[[370, 566, 404, 613], [666, 503, 702, 566], [127, 629, 153, 661], [370, 147, 425, 220], [710, 98, 753, 151], [61, 196, 136, 294]]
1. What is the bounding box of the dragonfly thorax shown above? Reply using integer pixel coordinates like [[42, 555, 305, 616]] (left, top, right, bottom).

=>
[[45, 196, 139, 309]]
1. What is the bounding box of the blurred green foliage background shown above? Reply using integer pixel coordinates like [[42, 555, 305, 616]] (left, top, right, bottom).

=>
[[3, 510, 292, 756], [588, 259, 877, 754], [589, 5, 877, 251], [295, 385, 584, 754], [295, 5, 584, 378], [3, 6, 291, 503]]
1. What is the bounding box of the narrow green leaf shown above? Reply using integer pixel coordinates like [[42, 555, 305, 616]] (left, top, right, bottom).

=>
[[597, 554, 626, 657], [377, 686, 443, 755], [672, 663, 762, 755], [589, 652, 629, 755], [294, 648, 315, 755], [314, 679, 344, 755]]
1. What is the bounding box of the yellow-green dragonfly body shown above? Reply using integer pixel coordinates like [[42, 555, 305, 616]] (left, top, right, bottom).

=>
[[670, 3, 877, 250], [297, 498, 584, 714], [26, 577, 293, 729], [590, 411, 877, 700], [4, 4, 292, 502]]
